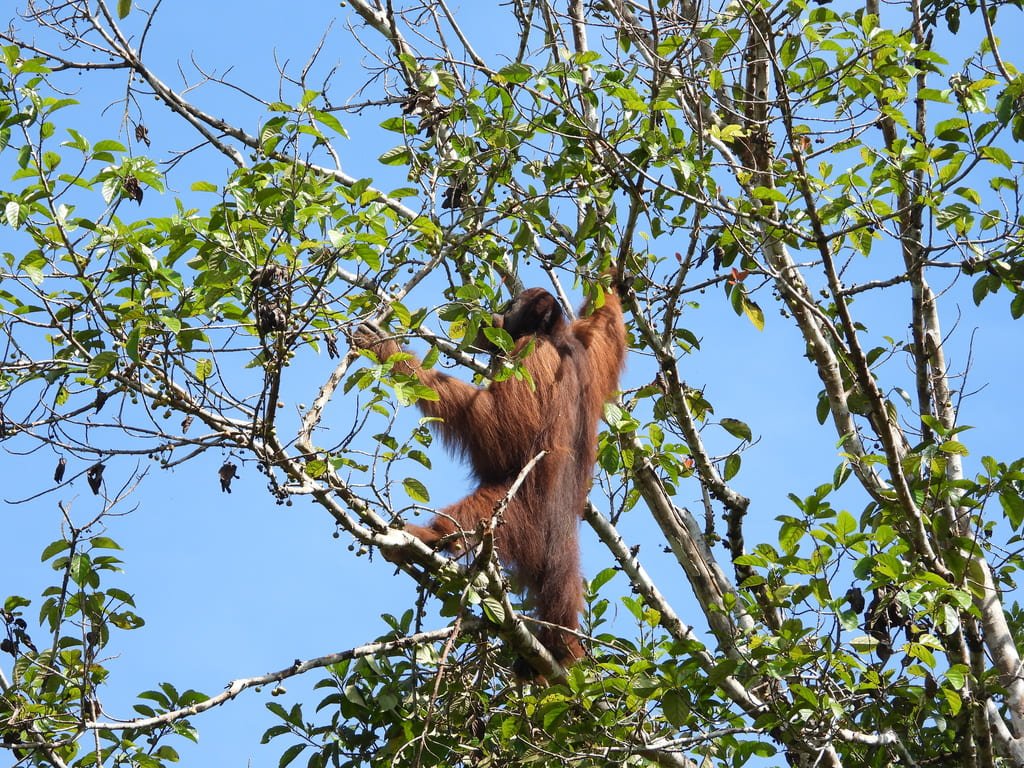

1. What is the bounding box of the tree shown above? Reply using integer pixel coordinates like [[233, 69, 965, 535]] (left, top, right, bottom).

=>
[[2, 0, 1024, 765]]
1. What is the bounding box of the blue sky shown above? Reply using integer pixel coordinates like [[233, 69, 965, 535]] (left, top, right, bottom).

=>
[[3, 2, 1024, 765]]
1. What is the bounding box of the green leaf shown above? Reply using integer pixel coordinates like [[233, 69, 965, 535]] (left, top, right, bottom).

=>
[[41, 539, 71, 561], [88, 351, 119, 380], [126, 325, 141, 363], [816, 391, 830, 425], [999, 490, 1024, 530], [779, 521, 804, 554], [260, 117, 287, 150], [495, 63, 534, 84], [18, 251, 45, 286], [279, 743, 306, 768], [313, 110, 347, 137], [158, 315, 181, 333], [850, 635, 879, 653], [402, 477, 429, 503], [482, 327, 514, 353], [93, 139, 126, 153], [945, 664, 969, 688], [110, 611, 145, 629], [720, 417, 752, 441], [943, 687, 962, 715], [5, 200, 19, 228], [391, 301, 411, 328], [723, 453, 741, 481], [980, 146, 1012, 169], [541, 700, 571, 731], [4, 595, 30, 611], [661, 689, 689, 727], [590, 567, 618, 592], [972, 276, 991, 305], [378, 146, 412, 166], [742, 296, 765, 331], [835, 511, 856, 540], [69, 552, 92, 586], [1012, 293, 1024, 320], [938, 440, 968, 456], [480, 597, 505, 623], [117, 0, 131, 18], [195, 358, 213, 382], [934, 117, 968, 141]]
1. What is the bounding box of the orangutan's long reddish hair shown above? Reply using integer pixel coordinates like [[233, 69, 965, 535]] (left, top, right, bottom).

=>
[[359, 282, 626, 671]]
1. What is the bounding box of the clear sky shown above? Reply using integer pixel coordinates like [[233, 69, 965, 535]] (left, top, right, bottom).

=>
[[3, 2, 1023, 766]]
